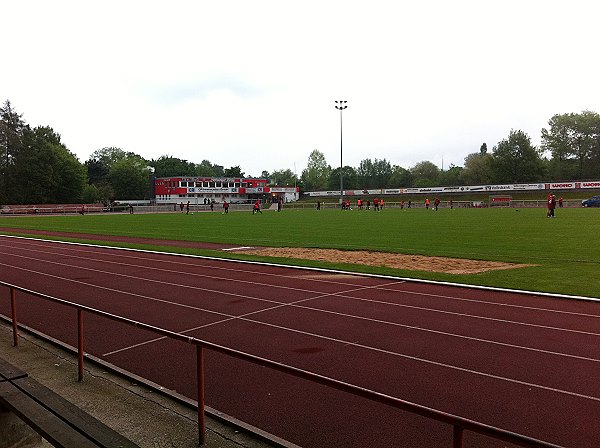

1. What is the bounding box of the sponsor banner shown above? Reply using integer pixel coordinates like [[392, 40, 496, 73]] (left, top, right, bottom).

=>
[[581, 181, 600, 189], [187, 187, 235, 194], [304, 180, 600, 197], [416, 187, 445, 193], [269, 187, 299, 193], [305, 191, 340, 197], [546, 182, 576, 190], [246, 187, 264, 193], [484, 184, 513, 191], [513, 183, 544, 190]]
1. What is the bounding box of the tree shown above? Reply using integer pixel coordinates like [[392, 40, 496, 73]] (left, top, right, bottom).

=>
[[301, 150, 331, 191], [387, 165, 412, 187], [410, 161, 440, 187], [14, 126, 87, 203], [85, 158, 110, 185], [269, 169, 297, 186], [223, 166, 244, 177], [150, 155, 196, 178], [492, 129, 544, 183], [196, 160, 216, 177], [356, 158, 393, 189], [88, 147, 133, 169], [541, 111, 600, 179], [109, 156, 151, 199], [439, 164, 463, 186], [327, 166, 358, 190], [85, 147, 131, 189], [0, 100, 27, 203], [461, 151, 494, 185]]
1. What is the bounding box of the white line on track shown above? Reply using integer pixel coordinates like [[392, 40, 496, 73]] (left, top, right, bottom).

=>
[[4, 237, 600, 320], [2, 250, 600, 339], [3, 239, 600, 403], [104, 281, 401, 356], [3, 260, 600, 404]]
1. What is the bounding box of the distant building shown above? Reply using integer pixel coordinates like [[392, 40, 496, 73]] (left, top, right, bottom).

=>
[[154, 176, 299, 204]]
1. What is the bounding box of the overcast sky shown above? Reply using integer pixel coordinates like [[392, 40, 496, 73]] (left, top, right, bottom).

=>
[[2, 0, 599, 177]]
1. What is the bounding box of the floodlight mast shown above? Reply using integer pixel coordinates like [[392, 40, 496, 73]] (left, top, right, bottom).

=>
[[334, 100, 347, 208]]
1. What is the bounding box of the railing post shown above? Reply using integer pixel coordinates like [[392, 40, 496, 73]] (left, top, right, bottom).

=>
[[197, 345, 206, 445], [10, 287, 18, 347], [77, 309, 84, 382], [453, 425, 464, 448]]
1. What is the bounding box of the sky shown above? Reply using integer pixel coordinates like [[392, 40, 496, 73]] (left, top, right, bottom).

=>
[[2, 0, 599, 177]]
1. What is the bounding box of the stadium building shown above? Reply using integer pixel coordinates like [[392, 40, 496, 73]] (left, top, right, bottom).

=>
[[154, 176, 299, 204]]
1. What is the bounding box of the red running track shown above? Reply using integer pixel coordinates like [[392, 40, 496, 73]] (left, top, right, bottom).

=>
[[1, 235, 599, 448]]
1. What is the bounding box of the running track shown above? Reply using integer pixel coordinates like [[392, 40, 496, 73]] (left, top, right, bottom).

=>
[[1, 235, 599, 448]]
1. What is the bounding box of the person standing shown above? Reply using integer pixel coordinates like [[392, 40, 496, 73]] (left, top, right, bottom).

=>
[[316, 201, 321, 211], [559, 197, 564, 208], [425, 197, 430, 210], [186, 201, 190, 214], [180, 202, 184, 213], [549, 194, 557, 218], [223, 200, 229, 214], [373, 197, 380, 211], [380, 198, 385, 210], [434, 197, 440, 211], [253, 199, 262, 214]]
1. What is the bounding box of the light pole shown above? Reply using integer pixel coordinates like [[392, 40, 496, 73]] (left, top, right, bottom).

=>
[[335, 100, 347, 207]]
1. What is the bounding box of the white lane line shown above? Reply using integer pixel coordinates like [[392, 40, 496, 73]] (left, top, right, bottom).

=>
[[2, 234, 599, 307], [3, 251, 600, 340], [2, 254, 600, 364], [2, 260, 600, 403], [104, 281, 399, 356], [4, 238, 600, 321], [0, 237, 397, 289]]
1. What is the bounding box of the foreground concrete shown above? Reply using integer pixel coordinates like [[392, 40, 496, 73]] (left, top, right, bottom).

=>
[[0, 322, 281, 448]]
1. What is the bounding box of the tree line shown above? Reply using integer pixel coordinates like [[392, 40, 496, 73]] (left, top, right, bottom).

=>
[[1, 98, 599, 205], [301, 112, 600, 191]]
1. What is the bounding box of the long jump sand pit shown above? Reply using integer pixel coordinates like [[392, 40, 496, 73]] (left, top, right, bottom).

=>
[[236, 247, 533, 274]]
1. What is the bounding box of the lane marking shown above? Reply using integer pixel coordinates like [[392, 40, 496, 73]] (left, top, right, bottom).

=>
[[4, 233, 597, 304], [4, 237, 600, 321], [2, 251, 600, 339], [2, 259, 600, 403]]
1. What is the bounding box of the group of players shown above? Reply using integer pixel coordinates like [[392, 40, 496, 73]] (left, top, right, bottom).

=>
[[340, 197, 446, 211]]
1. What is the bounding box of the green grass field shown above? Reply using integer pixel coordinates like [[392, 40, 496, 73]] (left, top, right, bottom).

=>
[[1, 206, 599, 298]]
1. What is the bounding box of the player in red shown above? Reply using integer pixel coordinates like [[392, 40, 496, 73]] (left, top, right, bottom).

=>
[[253, 200, 262, 214]]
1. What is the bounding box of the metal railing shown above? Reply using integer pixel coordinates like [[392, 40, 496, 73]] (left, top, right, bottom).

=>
[[2, 280, 563, 447]]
